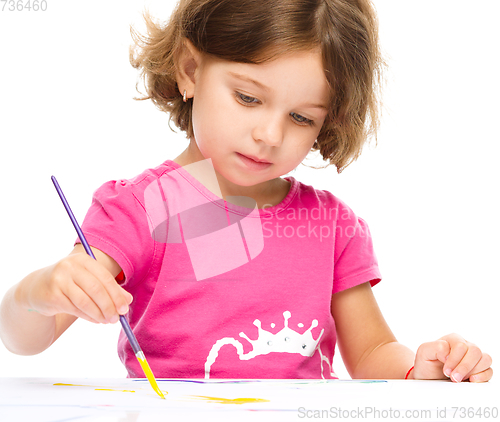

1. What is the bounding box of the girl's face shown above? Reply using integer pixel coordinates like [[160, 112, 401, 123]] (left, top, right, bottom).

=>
[[181, 47, 329, 203]]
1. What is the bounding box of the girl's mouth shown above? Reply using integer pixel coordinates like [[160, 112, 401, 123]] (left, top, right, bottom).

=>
[[236, 153, 273, 170]]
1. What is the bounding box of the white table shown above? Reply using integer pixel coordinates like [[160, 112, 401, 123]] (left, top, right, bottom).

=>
[[0, 377, 498, 421]]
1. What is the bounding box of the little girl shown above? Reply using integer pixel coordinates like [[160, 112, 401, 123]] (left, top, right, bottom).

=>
[[0, 0, 493, 382]]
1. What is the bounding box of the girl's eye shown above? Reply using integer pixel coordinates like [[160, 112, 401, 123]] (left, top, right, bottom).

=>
[[290, 112, 314, 126], [235, 92, 314, 126], [236, 92, 259, 104]]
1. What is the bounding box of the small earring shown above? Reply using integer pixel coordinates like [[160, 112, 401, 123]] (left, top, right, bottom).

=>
[[183, 90, 187, 102]]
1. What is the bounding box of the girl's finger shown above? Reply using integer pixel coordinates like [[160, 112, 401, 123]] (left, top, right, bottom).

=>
[[72, 269, 117, 323], [440, 334, 466, 377], [446, 343, 483, 383], [55, 290, 101, 324], [83, 259, 131, 317], [413, 340, 451, 380], [417, 340, 450, 363], [63, 281, 109, 324], [466, 353, 493, 381], [469, 367, 493, 383], [98, 275, 131, 316]]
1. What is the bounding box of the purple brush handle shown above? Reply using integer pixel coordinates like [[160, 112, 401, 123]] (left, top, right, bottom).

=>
[[119, 315, 141, 354], [51, 176, 96, 259], [51, 176, 142, 355]]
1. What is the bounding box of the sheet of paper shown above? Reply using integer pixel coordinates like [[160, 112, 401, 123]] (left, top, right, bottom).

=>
[[0, 378, 497, 422]]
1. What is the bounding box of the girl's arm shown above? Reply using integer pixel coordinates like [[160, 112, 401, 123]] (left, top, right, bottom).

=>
[[0, 244, 131, 356], [331, 282, 493, 381], [331, 282, 415, 379]]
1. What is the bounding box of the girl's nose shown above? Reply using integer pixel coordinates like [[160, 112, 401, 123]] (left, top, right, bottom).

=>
[[252, 114, 284, 147]]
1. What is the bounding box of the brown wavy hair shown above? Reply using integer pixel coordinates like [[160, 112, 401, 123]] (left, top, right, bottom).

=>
[[130, 0, 385, 173]]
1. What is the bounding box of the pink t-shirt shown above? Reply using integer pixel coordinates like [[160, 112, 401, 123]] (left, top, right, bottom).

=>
[[79, 159, 381, 379]]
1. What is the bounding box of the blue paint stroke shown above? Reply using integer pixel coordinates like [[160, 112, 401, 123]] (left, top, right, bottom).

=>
[[131, 379, 387, 385]]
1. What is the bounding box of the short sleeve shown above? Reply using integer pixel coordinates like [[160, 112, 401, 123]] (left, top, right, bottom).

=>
[[332, 206, 382, 294], [76, 179, 158, 288]]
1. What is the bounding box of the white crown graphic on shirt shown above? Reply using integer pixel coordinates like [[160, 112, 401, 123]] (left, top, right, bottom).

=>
[[240, 311, 324, 357], [205, 311, 325, 378]]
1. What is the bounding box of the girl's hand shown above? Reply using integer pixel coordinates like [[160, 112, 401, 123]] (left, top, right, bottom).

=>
[[21, 251, 133, 325], [412, 333, 493, 382]]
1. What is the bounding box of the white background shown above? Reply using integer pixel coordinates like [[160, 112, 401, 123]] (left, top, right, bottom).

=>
[[0, 0, 498, 381]]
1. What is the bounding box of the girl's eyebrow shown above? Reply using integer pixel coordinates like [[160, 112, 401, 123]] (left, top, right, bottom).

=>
[[228, 71, 270, 92]]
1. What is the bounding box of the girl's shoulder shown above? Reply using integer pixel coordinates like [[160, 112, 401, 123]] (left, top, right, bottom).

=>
[[114, 159, 180, 189], [290, 177, 358, 220], [88, 160, 179, 211]]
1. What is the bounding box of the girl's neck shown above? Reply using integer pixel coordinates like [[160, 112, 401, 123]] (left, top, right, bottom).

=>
[[173, 142, 291, 210]]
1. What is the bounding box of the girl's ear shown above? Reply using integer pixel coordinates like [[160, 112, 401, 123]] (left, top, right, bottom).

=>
[[175, 38, 202, 101]]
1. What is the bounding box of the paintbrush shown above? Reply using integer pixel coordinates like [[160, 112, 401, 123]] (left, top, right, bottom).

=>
[[51, 176, 165, 400]]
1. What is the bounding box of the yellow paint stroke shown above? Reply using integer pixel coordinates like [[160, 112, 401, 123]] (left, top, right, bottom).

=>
[[190, 395, 270, 405], [53, 383, 135, 393]]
